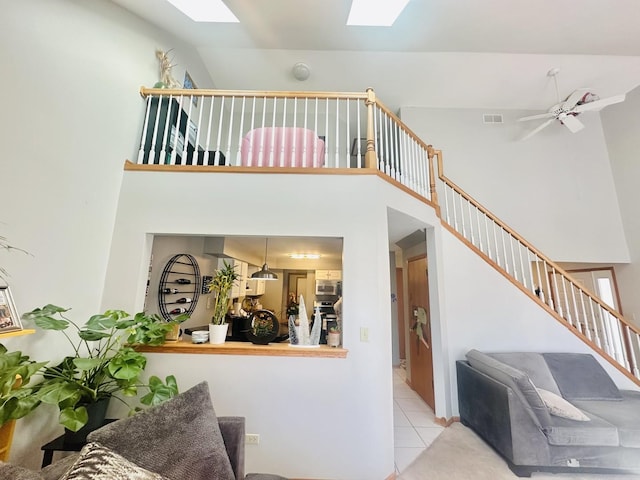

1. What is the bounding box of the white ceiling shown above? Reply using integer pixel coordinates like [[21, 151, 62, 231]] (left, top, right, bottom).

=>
[[111, 0, 640, 112], [111, 0, 640, 254]]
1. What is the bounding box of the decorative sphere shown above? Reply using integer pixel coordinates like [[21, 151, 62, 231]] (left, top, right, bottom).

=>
[[153, 81, 168, 89]]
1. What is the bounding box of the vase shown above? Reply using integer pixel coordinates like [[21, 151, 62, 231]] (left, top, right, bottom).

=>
[[327, 332, 341, 347], [165, 324, 181, 342], [209, 323, 229, 344], [63, 397, 110, 445]]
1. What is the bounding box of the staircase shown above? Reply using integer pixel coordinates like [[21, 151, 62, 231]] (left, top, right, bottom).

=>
[[427, 146, 640, 386]]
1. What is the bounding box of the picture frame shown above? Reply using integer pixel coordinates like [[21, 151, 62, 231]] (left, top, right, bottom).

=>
[[0, 286, 22, 333], [183, 71, 198, 107]]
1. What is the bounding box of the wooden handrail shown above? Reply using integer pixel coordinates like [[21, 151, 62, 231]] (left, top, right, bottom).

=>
[[432, 148, 640, 339], [140, 87, 368, 101]]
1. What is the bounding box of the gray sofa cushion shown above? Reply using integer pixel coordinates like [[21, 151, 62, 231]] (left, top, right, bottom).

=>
[[59, 443, 169, 480], [489, 352, 561, 395], [542, 353, 622, 400], [0, 462, 44, 480], [87, 381, 235, 480], [574, 390, 640, 447], [543, 411, 619, 447], [466, 350, 552, 427]]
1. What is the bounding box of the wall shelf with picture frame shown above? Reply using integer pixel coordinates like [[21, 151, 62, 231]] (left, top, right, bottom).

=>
[[0, 286, 32, 338]]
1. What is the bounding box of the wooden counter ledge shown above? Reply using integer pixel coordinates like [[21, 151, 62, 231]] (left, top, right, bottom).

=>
[[135, 340, 348, 358]]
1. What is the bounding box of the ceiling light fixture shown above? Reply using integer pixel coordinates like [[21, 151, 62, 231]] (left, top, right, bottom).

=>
[[251, 238, 278, 280], [289, 253, 321, 259], [292, 62, 311, 81], [166, 0, 239, 23], [347, 0, 410, 26]]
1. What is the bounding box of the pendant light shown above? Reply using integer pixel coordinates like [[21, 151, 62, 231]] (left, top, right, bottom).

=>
[[251, 238, 278, 280]]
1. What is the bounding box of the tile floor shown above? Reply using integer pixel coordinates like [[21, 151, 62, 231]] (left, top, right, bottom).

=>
[[393, 365, 444, 474]]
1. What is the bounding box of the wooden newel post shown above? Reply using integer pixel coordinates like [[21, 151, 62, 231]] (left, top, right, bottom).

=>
[[365, 88, 377, 169], [427, 145, 438, 205]]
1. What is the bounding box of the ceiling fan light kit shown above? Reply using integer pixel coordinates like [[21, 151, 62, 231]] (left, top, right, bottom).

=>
[[519, 68, 626, 140]]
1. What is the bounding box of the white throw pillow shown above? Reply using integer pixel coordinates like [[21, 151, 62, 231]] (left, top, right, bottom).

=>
[[537, 388, 590, 422]]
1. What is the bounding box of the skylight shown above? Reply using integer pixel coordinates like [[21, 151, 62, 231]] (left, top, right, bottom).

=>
[[166, 0, 239, 23], [347, 0, 410, 26]]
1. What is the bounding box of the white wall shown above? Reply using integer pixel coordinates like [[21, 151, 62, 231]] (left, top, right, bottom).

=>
[[0, 0, 214, 469], [102, 172, 396, 480], [601, 86, 640, 323], [399, 107, 629, 264]]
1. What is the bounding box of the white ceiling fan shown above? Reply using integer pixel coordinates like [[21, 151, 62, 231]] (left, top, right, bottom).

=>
[[518, 68, 626, 140]]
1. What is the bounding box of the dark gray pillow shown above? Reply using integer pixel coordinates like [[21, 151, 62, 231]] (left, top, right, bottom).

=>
[[87, 381, 235, 480], [59, 443, 168, 480], [543, 353, 622, 401]]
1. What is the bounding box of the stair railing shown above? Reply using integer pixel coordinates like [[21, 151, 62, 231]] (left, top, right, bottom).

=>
[[429, 147, 640, 383]]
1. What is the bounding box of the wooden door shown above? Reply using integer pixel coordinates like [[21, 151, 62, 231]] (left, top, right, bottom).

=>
[[407, 256, 435, 410]]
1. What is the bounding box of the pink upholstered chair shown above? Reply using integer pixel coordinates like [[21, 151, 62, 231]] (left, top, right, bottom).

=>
[[240, 127, 325, 167]]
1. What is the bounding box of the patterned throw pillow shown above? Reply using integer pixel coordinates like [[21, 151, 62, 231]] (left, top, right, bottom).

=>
[[59, 442, 169, 480]]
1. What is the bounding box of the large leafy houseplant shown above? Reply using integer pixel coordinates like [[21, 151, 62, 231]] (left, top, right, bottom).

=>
[[0, 345, 46, 426], [18, 305, 186, 432], [209, 261, 239, 325]]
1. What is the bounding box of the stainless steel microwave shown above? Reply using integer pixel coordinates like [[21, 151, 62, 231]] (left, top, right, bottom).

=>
[[315, 279, 341, 296]]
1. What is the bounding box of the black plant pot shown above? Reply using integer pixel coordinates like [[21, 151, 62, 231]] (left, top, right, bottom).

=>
[[63, 398, 110, 445]]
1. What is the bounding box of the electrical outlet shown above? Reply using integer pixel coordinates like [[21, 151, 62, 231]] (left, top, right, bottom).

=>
[[246, 434, 260, 445], [360, 327, 369, 342]]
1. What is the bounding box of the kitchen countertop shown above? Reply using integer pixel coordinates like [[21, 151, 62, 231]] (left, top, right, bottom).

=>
[[135, 340, 348, 358]]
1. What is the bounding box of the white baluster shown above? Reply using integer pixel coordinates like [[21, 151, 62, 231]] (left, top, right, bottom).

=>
[[269, 97, 277, 167], [149, 95, 163, 164], [214, 96, 225, 165], [314, 97, 319, 167], [628, 329, 640, 378], [588, 298, 602, 349], [138, 95, 153, 163], [578, 290, 591, 340], [224, 96, 236, 165], [204, 95, 215, 164], [235, 96, 246, 166]]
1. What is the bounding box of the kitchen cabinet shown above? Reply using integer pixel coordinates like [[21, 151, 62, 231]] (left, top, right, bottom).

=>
[[245, 278, 265, 296], [315, 270, 342, 280]]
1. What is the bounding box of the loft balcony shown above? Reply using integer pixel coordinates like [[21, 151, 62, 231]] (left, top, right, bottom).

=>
[[131, 87, 438, 206]]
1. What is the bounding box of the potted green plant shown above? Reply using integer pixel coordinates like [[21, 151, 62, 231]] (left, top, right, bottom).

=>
[[327, 324, 341, 348], [19, 304, 186, 440], [208, 261, 239, 344], [0, 345, 47, 460]]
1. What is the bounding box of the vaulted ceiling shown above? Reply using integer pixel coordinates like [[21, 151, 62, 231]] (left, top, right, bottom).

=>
[[112, 0, 640, 112]]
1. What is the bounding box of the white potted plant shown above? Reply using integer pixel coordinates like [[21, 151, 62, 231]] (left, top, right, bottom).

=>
[[208, 261, 239, 344]]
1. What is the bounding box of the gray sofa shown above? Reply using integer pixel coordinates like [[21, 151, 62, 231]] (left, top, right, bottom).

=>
[[0, 382, 287, 480], [457, 350, 640, 477]]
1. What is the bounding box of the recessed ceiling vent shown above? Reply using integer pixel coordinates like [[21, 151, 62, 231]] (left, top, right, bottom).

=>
[[483, 114, 503, 124]]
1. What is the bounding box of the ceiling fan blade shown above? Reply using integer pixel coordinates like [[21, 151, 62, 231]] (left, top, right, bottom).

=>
[[521, 118, 555, 140], [572, 94, 626, 113], [518, 112, 555, 122], [562, 88, 589, 110], [558, 114, 584, 133]]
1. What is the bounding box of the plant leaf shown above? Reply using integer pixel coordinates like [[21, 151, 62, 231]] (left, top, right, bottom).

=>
[[73, 358, 101, 371], [34, 316, 69, 331], [38, 382, 83, 405], [78, 329, 111, 341], [60, 406, 88, 432], [85, 314, 117, 331], [107, 350, 146, 380]]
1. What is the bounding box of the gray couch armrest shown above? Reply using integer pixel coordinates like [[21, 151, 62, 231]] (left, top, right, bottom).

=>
[[219, 416, 245, 480], [457, 360, 551, 467], [0, 461, 44, 480]]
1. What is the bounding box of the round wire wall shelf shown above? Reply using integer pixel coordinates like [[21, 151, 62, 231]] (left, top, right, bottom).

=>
[[158, 253, 201, 321]]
